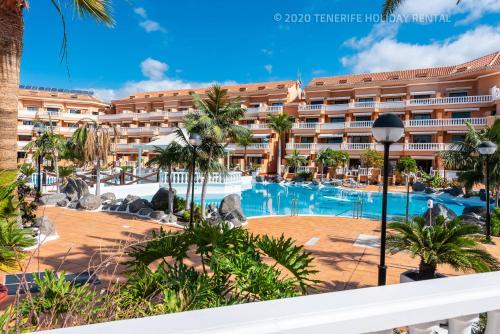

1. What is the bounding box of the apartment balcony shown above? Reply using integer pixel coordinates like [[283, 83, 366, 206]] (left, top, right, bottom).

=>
[[17, 124, 34, 134], [121, 127, 159, 137], [345, 121, 374, 129], [18, 110, 60, 120], [56, 271, 500, 334], [99, 113, 137, 122], [113, 143, 140, 153], [135, 111, 169, 121], [405, 117, 488, 128], [325, 103, 350, 112], [17, 141, 30, 151], [352, 101, 377, 109], [61, 112, 98, 121], [298, 104, 324, 116], [241, 123, 271, 130], [58, 127, 77, 136], [408, 95, 493, 107], [244, 105, 283, 116], [404, 142, 450, 151], [158, 127, 177, 135], [378, 101, 406, 109], [291, 123, 321, 134], [226, 143, 271, 154], [320, 123, 345, 130]]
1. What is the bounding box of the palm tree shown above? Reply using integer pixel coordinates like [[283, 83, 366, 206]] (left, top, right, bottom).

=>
[[0, 1, 113, 171], [440, 120, 499, 199], [268, 114, 294, 176], [72, 120, 117, 196], [184, 85, 248, 217], [24, 124, 67, 193], [315, 149, 332, 181], [235, 131, 255, 173], [286, 150, 307, 174], [382, 0, 461, 18], [147, 143, 183, 214], [387, 216, 499, 281]]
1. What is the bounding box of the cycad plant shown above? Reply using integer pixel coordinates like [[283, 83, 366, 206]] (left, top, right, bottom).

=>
[[0, 0, 113, 170], [72, 120, 118, 195], [387, 216, 499, 280], [268, 114, 294, 176], [184, 85, 249, 217], [147, 143, 184, 213]]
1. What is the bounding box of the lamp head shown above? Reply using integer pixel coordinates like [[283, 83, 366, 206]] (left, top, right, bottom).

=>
[[189, 133, 202, 147], [372, 114, 404, 144], [478, 140, 497, 155]]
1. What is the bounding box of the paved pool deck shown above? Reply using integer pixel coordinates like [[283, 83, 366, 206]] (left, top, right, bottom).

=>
[[3, 206, 500, 302]]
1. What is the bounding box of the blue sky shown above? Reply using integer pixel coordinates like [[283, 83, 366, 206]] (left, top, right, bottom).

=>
[[21, 0, 500, 101]]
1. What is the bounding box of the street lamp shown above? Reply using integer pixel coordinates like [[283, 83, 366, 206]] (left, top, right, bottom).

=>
[[478, 140, 497, 241], [372, 114, 405, 286], [189, 133, 202, 227], [33, 123, 46, 196]]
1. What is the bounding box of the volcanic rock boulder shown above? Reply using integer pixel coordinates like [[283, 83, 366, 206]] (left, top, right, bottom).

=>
[[100, 192, 116, 202], [219, 194, 246, 227], [151, 188, 176, 212], [412, 181, 425, 192], [78, 194, 102, 211], [62, 178, 89, 202], [39, 193, 67, 206], [128, 199, 151, 214], [423, 203, 457, 224], [32, 215, 56, 237]]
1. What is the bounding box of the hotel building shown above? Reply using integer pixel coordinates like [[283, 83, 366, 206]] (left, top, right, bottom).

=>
[[16, 52, 500, 174], [16, 85, 108, 162]]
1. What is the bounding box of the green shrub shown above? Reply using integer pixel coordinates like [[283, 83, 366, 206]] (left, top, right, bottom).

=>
[[396, 157, 417, 173], [492, 208, 500, 237], [174, 196, 186, 212], [296, 171, 313, 181], [360, 149, 383, 168]]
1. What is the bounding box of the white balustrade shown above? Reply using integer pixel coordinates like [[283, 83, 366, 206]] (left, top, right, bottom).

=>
[[342, 143, 375, 150], [320, 123, 345, 129], [325, 104, 349, 111], [353, 101, 377, 108], [286, 143, 315, 150], [346, 121, 374, 128], [227, 143, 270, 150], [17, 141, 30, 150], [242, 123, 270, 130], [316, 143, 342, 150], [292, 123, 321, 129], [161, 171, 242, 185], [405, 117, 487, 127], [267, 105, 283, 113], [408, 95, 492, 106], [42, 270, 500, 334], [379, 101, 405, 109], [299, 104, 324, 112], [404, 143, 445, 151]]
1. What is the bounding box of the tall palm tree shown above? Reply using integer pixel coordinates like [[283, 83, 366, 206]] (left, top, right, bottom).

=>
[[0, 1, 113, 170], [387, 216, 498, 280], [184, 85, 248, 217], [235, 131, 254, 172], [315, 149, 333, 180], [146, 143, 183, 214], [440, 120, 499, 198], [72, 119, 117, 195], [268, 113, 294, 176]]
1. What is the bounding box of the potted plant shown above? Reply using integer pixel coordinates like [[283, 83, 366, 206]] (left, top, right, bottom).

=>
[[387, 215, 499, 282]]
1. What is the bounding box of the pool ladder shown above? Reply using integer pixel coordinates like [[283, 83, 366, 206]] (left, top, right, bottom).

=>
[[290, 197, 299, 216], [352, 195, 364, 219]]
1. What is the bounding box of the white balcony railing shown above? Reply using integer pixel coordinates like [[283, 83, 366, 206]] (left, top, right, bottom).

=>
[[292, 123, 321, 130], [162, 171, 242, 185], [316, 143, 342, 150], [405, 117, 488, 127], [299, 104, 324, 112], [404, 143, 446, 151], [17, 141, 30, 150], [320, 123, 345, 130], [379, 101, 406, 109], [343, 143, 375, 150], [408, 95, 493, 106], [353, 101, 377, 108], [245, 105, 283, 114], [346, 121, 374, 128], [286, 143, 315, 150], [122, 127, 158, 136], [227, 143, 270, 150], [325, 104, 349, 111], [241, 123, 270, 130]]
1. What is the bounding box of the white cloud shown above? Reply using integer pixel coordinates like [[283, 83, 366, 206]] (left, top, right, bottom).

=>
[[141, 58, 169, 81], [264, 64, 273, 74], [86, 58, 237, 102], [398, 0, 500, 25], [133, 6, 166, 33], [133, 7, 147, 19], [343, 23, 399, 50], [341, 24, 500, 73]]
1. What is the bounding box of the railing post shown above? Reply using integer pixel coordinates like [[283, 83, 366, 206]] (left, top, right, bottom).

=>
[[448, 314, 479, 334], [486, 309, 500, 334], [407, 322, 439, 333]]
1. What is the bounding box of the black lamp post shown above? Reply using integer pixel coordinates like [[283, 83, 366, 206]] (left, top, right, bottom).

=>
[[478, 140, 497, 241], [372, 114, 404, 286], [33, 123, 46, 196], [189, 133, 202, 227]]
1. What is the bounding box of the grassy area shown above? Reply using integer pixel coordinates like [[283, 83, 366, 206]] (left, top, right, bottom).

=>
[[0, 170, 18, 216]]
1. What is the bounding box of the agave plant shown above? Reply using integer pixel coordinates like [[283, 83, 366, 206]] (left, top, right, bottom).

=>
[[387, 216, 499, 280]]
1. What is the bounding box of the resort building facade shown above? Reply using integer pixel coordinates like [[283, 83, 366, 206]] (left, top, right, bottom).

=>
[[16, 52, 500, 174], [16, 85, 108, 162]]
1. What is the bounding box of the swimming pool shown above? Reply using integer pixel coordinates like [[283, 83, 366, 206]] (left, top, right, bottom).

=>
[[161, 183, 485, 220]]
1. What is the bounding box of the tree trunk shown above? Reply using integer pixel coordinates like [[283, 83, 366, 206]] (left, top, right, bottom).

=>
[[48, 114, 60, 193], [200, 170, 209, 218], [0, 7, 23, 170], [167, 165, 173, 214], [277, 134, 282, 176], [418, 260, 437, 280], [185, 169, 192, 210], [244, 146, 247, 173]]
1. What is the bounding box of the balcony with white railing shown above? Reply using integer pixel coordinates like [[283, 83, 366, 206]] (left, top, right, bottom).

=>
[[18, 110, 61, 119], [405, 117, 488, 128], [408, 95, 493, 106], [135, 111, 169, 120], [121, 127, 158, 136], [226, 143, 270, 151], [286, 143, 316, 151], [316, 143, 342, 150], [404, 142, 446, 151], [61, 112, 98, 121], [17, 124, 34, 133], [343, 143, 375, 150], [352, 101, 377, 109], [17, 141, 30, 150], [346, 121, 374, 128], [162, 171, 242, 185], [379, 101, 406, 109], [267, 105, 283, 113], [241, 123, 270, 130], [298, 104, 325, 112], [99, 113, 137, 122], [325, 103, 350, 111], [245, 105, 283, 115], [320, 122, 345, 130], [292, 123, 321, 130]]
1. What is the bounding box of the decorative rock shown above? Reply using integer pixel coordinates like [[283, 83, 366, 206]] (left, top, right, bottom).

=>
[[151, 188, 176, 212], [56, 199, 69, 207], [412, 181, 426, 192], [128, 198, 151, 214], [67, 201, 79, 209], [138, 208, 154, 217], [117, 203, 128, 212], [39, 193, 67, 206], [109, 204, 119, 211], [255, 175, 264, 183], [100, 192, 116, 202], [61, 178, 89, 202], [292, 175, 305, 183], [78, 194, 102, 211], [150, 210, 166, 220], [462, 206, 487, 217], [32, 215, 56, 237], [424, 187, 437, 194], [423, 203, 457, 224], [445, 186, 464, 197], [479, 189, 492, 202], [161, 213, 178, 224], [124, 194, 140, 204], [219, 194, 246, 226], [311, 179, 320, 186]]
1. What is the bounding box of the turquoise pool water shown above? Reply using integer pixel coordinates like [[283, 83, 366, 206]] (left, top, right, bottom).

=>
[[159, 183, 484, 220]]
